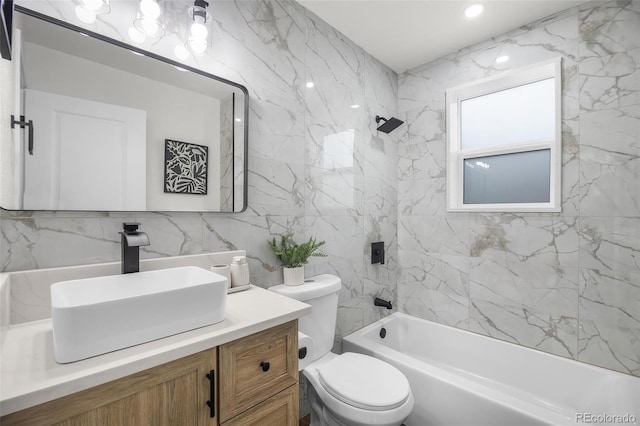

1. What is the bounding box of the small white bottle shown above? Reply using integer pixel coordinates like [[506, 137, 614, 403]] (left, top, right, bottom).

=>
[[229, 256, 250, 288]]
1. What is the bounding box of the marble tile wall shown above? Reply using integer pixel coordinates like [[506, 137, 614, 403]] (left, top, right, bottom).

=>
[[0, 0, 397, 343], [397, 0, 639, 377], [219, 94, 234, 211]]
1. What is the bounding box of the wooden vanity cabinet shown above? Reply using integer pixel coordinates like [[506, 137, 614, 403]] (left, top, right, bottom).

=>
[[1, 348, 218, 426], [221, 385, 298, 426], [1, 321, 299, 426], [219, 321, 298, 425]]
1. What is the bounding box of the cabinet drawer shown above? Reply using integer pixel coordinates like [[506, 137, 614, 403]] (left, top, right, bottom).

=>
[[219, 321, 298, 422], [222, 385, 298, 426]]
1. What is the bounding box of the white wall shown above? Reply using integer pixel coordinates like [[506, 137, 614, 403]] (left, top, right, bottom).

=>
[[0, 55, 15, 208], [22, 42, 221, 211]]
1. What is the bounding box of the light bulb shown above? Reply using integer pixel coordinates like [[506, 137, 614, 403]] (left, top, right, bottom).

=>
[[81, 0, 104, 11], [140, 0, 160, 19], [496, 55, 509, 63], [190, 22, 208, 39], [188, 38, 207, 55], [75, 6, 96, 24], [141, 17, 160, 36], [174, 45, 189, 60], [306, 81, 314, 88], [128, 26, 145, 43]]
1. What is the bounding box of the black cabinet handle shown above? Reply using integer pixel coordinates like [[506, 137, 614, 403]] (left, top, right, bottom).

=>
[[205, 370, 215, 418], [260, 361, 270, 372]]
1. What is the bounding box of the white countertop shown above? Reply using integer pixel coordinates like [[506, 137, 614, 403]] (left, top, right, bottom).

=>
[[0, 285, 310, 416]]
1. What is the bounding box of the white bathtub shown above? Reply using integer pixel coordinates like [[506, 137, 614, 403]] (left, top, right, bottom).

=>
[[343, 313, 639, 426]]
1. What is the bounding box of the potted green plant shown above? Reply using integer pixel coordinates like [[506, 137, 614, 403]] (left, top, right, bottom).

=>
[[268, 233, 326, 286]]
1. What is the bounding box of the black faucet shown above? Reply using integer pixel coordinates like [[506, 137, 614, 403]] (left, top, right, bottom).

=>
[[374, 297, 393, 310], [120, 222, 150, 274]]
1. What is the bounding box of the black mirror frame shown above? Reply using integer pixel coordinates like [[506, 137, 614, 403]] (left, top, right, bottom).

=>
[[1, 0, 12, 60], [10, 5, 250, 213]]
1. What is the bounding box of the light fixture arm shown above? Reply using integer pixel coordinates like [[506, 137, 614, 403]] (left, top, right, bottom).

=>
[[192, 0, 209, 23]]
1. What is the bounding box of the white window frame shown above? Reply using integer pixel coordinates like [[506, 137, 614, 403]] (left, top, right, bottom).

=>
[[446, 58, 562, 212]]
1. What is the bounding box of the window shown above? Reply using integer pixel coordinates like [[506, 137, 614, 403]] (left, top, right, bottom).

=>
[[446, 58, 562, 212]]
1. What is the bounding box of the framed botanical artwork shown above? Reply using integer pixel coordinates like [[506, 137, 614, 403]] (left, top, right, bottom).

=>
[[164, 139, 208, 195]]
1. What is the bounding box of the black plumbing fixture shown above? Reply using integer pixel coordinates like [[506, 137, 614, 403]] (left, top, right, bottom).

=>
[[371, 241, 385, 264], [375, 115, 404, 133], [379, 327, 387, 339], [374, 297, 392, 310], [120, 222, 150, 274]]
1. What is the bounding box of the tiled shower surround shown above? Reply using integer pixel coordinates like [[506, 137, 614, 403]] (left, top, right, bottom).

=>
[[1, 0, 638, 381], [397, 0, 639, 377]]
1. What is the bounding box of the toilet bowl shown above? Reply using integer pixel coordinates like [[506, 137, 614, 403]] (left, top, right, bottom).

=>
[[304, 352, 414, 426], [269, 274, 414, 426]]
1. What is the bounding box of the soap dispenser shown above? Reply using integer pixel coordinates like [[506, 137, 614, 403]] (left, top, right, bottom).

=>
[[229, 256, 250, 288]]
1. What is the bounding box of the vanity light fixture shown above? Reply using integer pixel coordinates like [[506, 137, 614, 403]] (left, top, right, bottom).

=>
[[306, 81, 315, 88], [464, 3, 484, 18], [496, 55, 510, 63], [133, 0, 165, 38], [73, 0, 110, 24], [186, 0, 210, 55], [351, 104, 360, 109]]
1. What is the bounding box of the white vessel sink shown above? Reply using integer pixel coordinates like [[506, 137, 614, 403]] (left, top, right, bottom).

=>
[[51, 266, 228, 363]]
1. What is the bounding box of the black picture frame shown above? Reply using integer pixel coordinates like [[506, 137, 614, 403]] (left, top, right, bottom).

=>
[[164, 139, 209, 195], [0, 0, 13, 60]]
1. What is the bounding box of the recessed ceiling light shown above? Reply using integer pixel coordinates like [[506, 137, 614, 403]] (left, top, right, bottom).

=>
[[464, 4, 484, 18], [496, 55, 509, 63], [306, 81, 315, 88]]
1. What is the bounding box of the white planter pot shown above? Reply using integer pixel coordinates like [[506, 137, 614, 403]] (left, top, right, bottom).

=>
[[283, 266, 304, 286]]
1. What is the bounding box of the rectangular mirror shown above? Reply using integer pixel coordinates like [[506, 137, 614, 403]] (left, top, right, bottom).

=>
[[1, 6, 248, 212]]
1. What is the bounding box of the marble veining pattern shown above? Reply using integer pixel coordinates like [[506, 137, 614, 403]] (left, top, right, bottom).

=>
[[1, 0, 399, 381], [2, 0, 638, 385], [398, 0, 639, 376]]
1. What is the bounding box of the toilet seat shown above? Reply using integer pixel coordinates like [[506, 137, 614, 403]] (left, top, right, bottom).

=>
[[318, 353, 411, 411]]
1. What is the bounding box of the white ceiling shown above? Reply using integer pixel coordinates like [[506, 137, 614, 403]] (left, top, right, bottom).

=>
[[296, 1, 584, 73]]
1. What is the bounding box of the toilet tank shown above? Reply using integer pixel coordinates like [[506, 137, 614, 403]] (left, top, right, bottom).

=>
[[269, 274, 341, 361]]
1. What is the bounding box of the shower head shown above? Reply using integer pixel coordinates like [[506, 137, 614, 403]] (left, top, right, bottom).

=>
[[375, 115, 404, 134]]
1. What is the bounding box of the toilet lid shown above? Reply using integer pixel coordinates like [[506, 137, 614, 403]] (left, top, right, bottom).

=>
[[318, 353, 410, 411]]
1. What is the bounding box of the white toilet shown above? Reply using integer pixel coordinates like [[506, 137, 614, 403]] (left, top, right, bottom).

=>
[[270, 274, 414, 426]]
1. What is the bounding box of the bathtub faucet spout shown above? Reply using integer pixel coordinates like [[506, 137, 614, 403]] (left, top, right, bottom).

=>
[[374, 297, 392, 310]]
